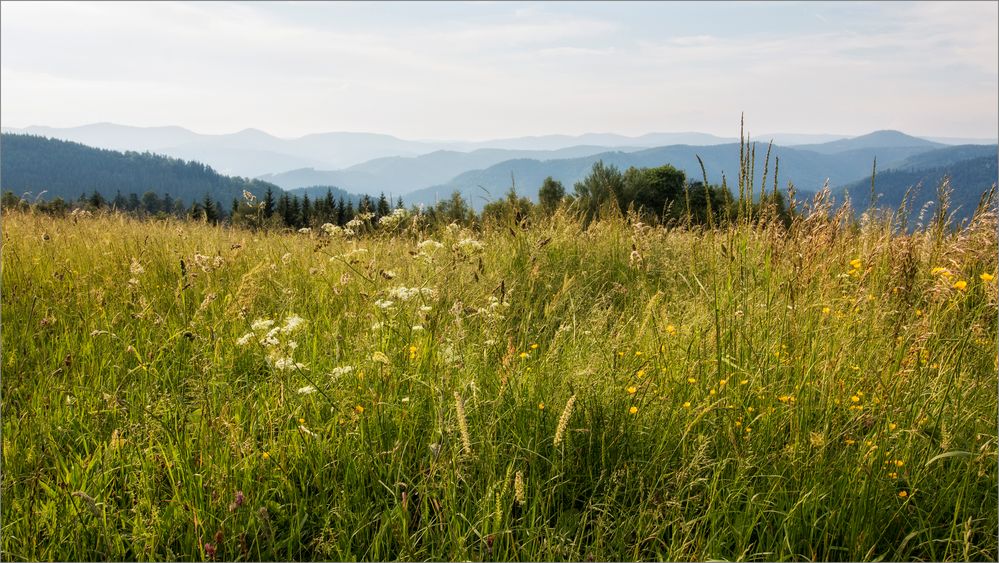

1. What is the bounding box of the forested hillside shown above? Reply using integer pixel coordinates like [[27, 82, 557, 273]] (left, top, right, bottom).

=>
[[0, 134, 280, 205]]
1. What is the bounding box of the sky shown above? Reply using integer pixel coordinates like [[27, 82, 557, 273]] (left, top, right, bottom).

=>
[[1, 1, 997, 141]]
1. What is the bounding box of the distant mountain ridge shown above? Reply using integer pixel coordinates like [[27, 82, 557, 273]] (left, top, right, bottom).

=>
[[400, 138, 959, 209], [5, 122, 992, 182], [838, 144, 998, 224]]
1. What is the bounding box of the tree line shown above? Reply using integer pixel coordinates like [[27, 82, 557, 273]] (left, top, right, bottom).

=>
[[3, 159, 792, 230]]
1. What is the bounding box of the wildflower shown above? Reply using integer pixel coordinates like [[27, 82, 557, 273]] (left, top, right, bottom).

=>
[[953, 280, 967, 291], [709, 389, 716, 396], [298, 227, 311, 234], [894, 460, 904, 467], [297, 385, 317, 395], [850, 259, 862, 269], [666, 325, 677, 336], [514, 471, 526, 505], [629, 406, 638, 414], [261, 451, 270, 460], [455, 392, 472, 455], [129, 258, 144, 276], [740, 379, 748, 385], [634, 351, 642, 357], [888, 423, 897, 431], [687, 377, 696, 384], [355, 405, 364, 414], [845, 439, 855, 446], [371, 351, 390, 364], [204, 542, 217, 559], [272, 358, 307, 371], [636, 369, 645, 378], [553, 395, 576, 447], [519, 352, 529, 359], [898, 490, 908, 499], [930, 266, 951, 277], [229, 491, 245, 511], [251, 319, 275, 332], [627, 386, 637, 395], [981, 272, 995, 283], [538, 401, 545, 410], [328, 365, 354, 378], [530, 343, 539, 350], [822, 307, 831, 315], [375, 299, 395, 310], [850, 395, 860, 403], [236, 332, 254, 346], [281, 314, 306, 334], [915, 309, 923, 316], [683, 401, 691, 409], [888, 472, 898, 479]]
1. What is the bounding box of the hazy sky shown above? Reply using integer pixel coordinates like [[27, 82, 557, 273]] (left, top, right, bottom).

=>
[[2, 1, 997, 140]]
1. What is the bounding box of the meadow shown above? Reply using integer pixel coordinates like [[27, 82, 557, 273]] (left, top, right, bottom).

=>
[[2, 192, 997, 561]]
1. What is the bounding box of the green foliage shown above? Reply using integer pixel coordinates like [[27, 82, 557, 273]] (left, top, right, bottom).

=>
[[538, 176, 565, 214]]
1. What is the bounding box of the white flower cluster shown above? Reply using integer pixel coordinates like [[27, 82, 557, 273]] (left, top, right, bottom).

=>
[[453, 237, 485, 257], [414, 239, 445, 263], [242, 190, 258, 205], [298, 227, 312, 234], [321, 223, 354, 237], [387, 286, 436, 301], [328, 365, 355, 379], [377, 208, 408, 229], [236, 313, 308, 371], [192, 253, 225, 272]]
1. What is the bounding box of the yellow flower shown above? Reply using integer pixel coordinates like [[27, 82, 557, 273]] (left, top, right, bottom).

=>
[[530, 343, 539, 349], [627, 386, 637, 395], [519, 352, 529, 359], [617, 351, 625, 357], [894, 460, 904, 467], [409, 345, 417, 353], [634, 351, 642, 357], [538, 402, 545, 410], [845, 439, 855, 445], [850, 395, 860, 403], [636, 369, 645, 378], [709, 389, 716, 396], [953, 280, 967, 290], [298, 418, 305, 424], [683, 401, 691, 409], [931, 266, 952, 277], [981, 272, 995, 283], [262, 451, 270, 460], [822, 306, 831, 315], [355, 404, 364, 414], [898, 491, 908, 499], [888, 423, 897, 431], [740, 379, 748, 385], [734, 420, 742, 427], [719, 379, 727, 386], [687, 377, 696, 384], [888, 471, 898, 479], [666, 325, 677, 336], [915, 309, 922, 316], [629, 406, 638, 414], [850, 259, 862, 269]]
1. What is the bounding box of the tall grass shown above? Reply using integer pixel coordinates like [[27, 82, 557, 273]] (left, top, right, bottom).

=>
[[2, 191, 996, 561]]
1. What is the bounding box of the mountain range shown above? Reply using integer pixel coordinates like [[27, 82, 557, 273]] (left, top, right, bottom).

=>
[[2, 124, 995, 222], [5, 122, 995, 181]]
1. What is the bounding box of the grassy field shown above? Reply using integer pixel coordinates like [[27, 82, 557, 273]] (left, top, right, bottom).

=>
[[2, 198, 997, 561]]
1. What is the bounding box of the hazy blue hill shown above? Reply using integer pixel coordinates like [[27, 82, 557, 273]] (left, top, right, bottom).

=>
[[0, 134, 281, 205], [402, 142, 941, 209], [259, 145, 645, 195], [890, 144, 997, 170], [793, 130, 943, 155], [839, 149, 998, 224]]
